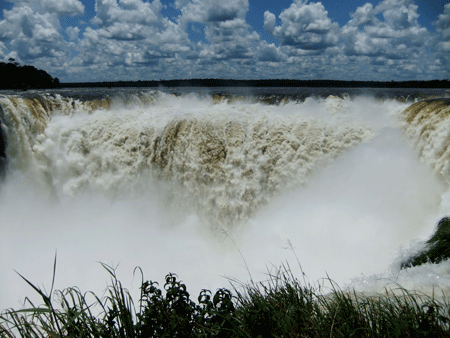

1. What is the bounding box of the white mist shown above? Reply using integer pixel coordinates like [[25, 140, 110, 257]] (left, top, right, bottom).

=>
[[0, 95, 447, 311]]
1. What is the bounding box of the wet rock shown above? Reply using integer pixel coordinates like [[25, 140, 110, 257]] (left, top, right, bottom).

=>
[[401, 217, 450, 269]]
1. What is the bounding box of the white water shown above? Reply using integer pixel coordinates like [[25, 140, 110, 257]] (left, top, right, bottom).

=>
[[0, 92, 448, 310]]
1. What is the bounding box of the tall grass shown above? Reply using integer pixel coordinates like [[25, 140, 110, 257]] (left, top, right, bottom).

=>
[[1, 263, 450, 338]]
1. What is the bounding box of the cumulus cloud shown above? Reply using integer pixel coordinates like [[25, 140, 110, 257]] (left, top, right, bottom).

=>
[[257, 42, 287, 62], [68, 0, 191, 80], [434, 3, 450, 39], [42, 0, 85, 16], [0, 5, 70, 60], [347, 3, 376, 27], [176, 0, 249, 25], [200, 18, 260, 60], [0, 42, 7, 59], [264, 0, 340, 51], [263, 11, 276, 33], [88, 0, 186, 50], [342, 0, 429, 61], [0, 0, 448, 81], [66, 26, 80, 41], [6, 0, 85, 17], [93, 0, 161, 27], [0, 0, 84, 71], [176, 0, 264, 63], [433, 3, 450, 64]]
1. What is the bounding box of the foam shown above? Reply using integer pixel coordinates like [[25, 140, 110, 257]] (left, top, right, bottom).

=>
[[0, 93, 447, 310]]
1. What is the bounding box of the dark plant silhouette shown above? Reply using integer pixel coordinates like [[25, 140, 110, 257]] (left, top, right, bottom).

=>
[[1, 264, 450, 337], [0, 59, 59, 89], [402, 217, 450, 269]]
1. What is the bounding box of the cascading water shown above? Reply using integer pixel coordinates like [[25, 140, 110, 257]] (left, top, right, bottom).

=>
[[0, 88, 449, 310]]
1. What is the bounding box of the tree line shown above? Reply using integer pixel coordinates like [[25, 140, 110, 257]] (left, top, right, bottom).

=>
[[63, 78, 450, 89], [1, 59, 449, 89], [0, 59, 60, 90]]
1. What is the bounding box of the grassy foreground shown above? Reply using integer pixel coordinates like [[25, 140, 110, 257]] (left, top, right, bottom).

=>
[[1, 262, 450, 338]]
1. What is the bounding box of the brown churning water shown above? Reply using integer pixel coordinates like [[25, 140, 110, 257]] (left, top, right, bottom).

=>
[[0, 89, 449, 310]]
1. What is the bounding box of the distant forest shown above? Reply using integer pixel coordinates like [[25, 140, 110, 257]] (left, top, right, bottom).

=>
[[63, 78, 450, 89], [0, 59, 449, 89], [0, 59, 60, 89]]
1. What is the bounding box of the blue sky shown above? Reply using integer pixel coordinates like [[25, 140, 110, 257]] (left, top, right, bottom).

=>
[[0, 0, 449, 82]]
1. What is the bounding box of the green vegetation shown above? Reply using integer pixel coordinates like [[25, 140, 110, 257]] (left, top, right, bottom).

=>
[[0, 59, 59, 90], [62, 78, 450, 89], [402, 217, 450, 269], [1, 262, 450, 338]]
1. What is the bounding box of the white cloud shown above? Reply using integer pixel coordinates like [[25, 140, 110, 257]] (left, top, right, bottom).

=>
[[0, 5, 70, 61], [6, 0, 85, 16], [433, 3, 450, 65], [0, 0, 84, 70], [342, 0, 429, 61], [176, 0, 248, 25], [42, 0, 85, 16], [66, 0, 192, 80], [0, 42, 7, 59], [434, 3, 450, 39], [66, 27, 80, 41], [347, 3, 376, 27], [0, 0, 448, 81], [97, 22, 148, 40], [93, 0, 162, 27], [263, 11, 276, 33], [201, 18, 260, 60], [257, 42, 287, 62], [176, 0, 264, 63], [382, 5, 419, 30], [86, 0, 188, 52], [264, 1, 340, 51], [439, 41, 450, 52]]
